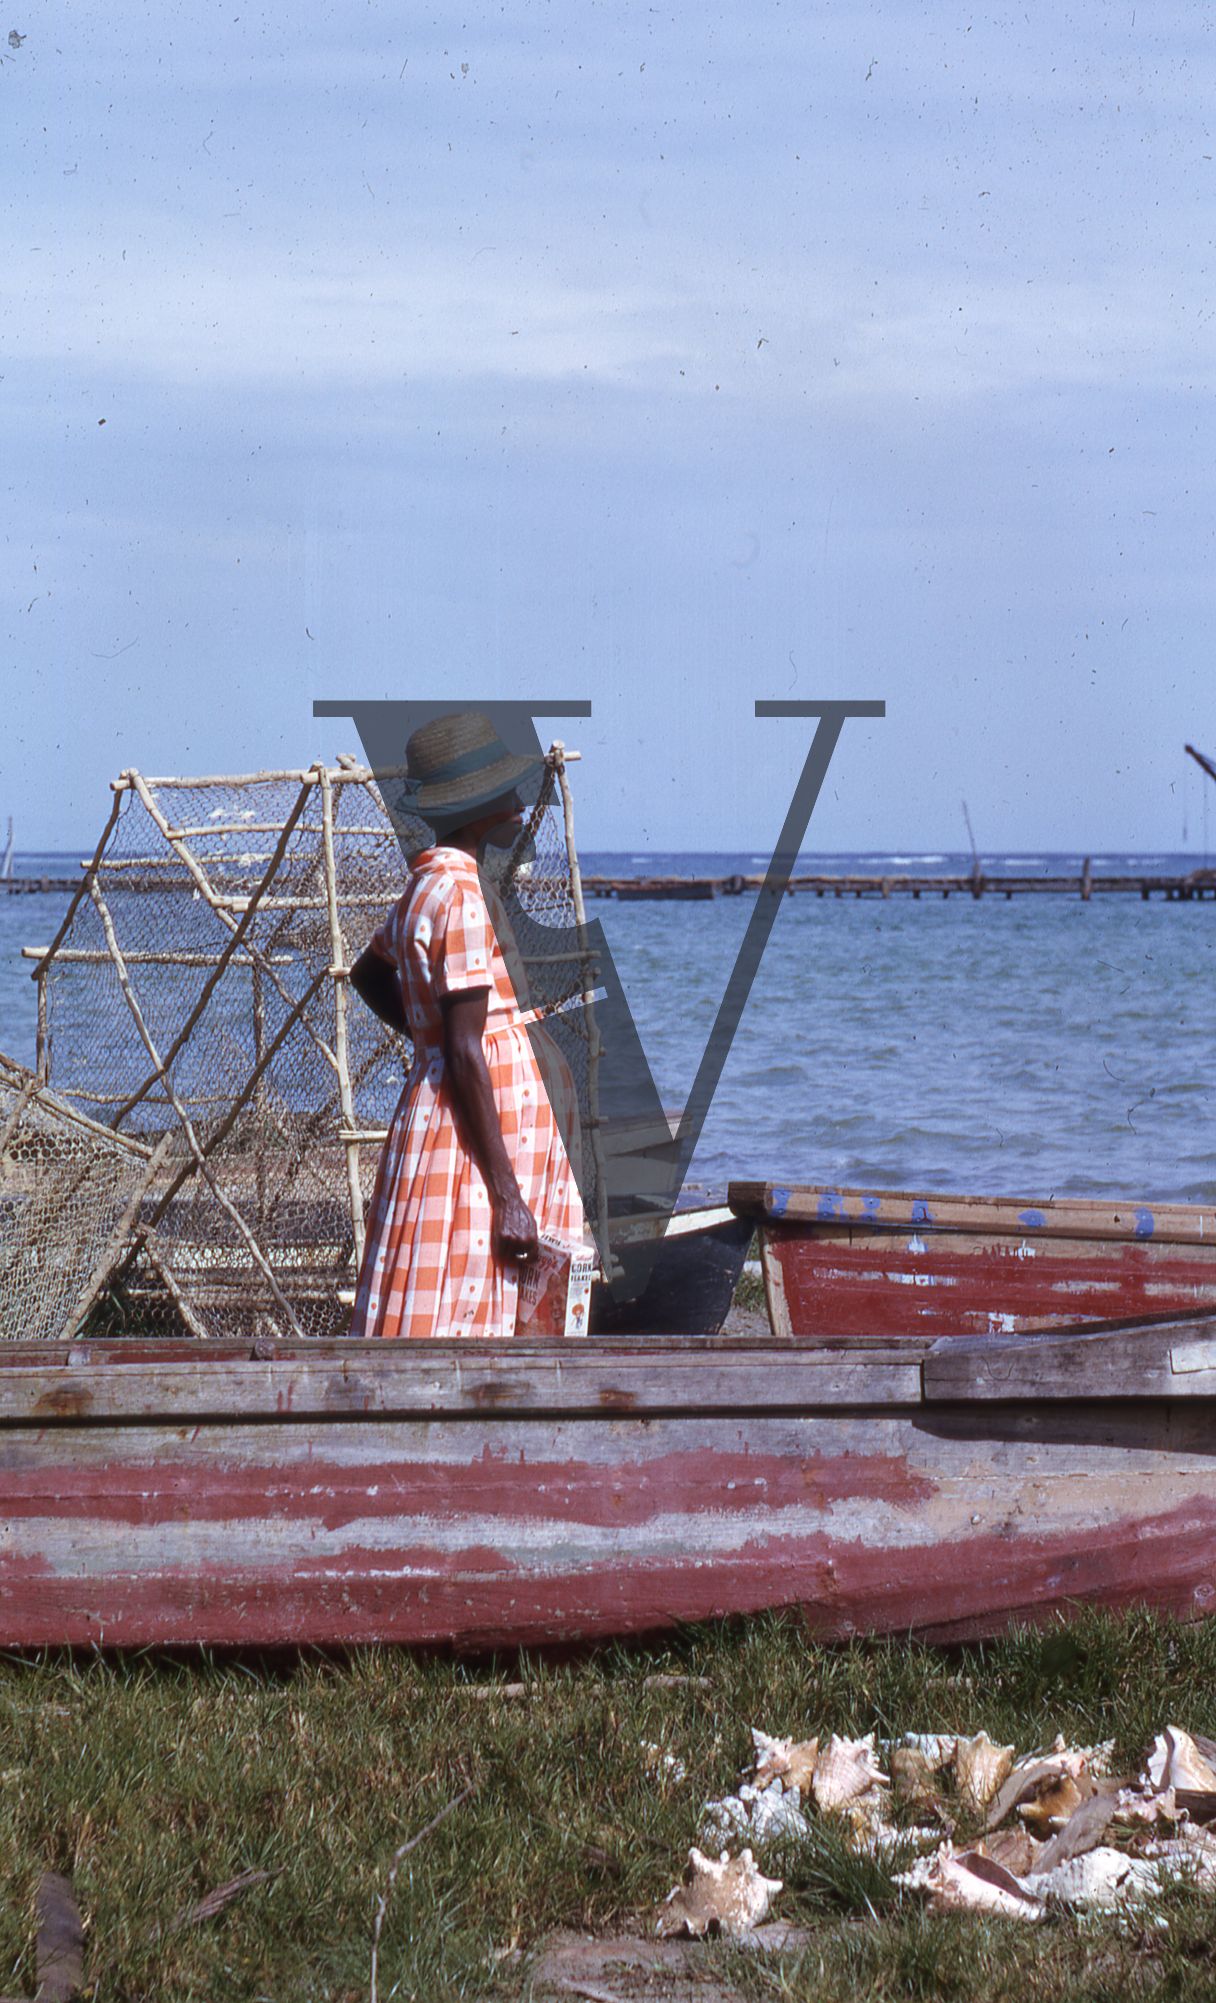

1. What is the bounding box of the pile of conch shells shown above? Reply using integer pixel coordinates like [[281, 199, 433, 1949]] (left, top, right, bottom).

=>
[[700, 1728, 917, 1859], [898, 1724, 1216, 1919], [657, 1721, 1216, 1936]]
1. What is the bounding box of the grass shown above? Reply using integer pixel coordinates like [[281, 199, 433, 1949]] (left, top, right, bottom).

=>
[[3, 1610, 1216, 2000], [730, 1268, 767, 1315]]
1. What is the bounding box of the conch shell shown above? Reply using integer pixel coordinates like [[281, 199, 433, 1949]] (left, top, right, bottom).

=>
[[701, 1779, 810, 1848], [1025, 1845, 1159, 1910], [1145, 1726, 1216, 1796], [1017, 1771, 1090, 1836], [1141, 1828, 1216, 1888], [954, 1732, 1015, 1814], [812, 1733, 888, 1813], [896, 1841, 1044, 1920], [987, 1745, 1095, 1829], [888, 1734, 955, 1808], [890, 1746, 941, 1809], [1073, 1738, 1117, 1778], [751, 1728, 819, 1793], [1114, 1783, 1181, 1827], [979, 1826, 1044, 1878], [895, 1733, 957, 1768], [656, 1847, 783, 1938]]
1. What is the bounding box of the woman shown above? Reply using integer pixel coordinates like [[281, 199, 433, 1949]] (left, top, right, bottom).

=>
[[347, 712, 585, 1339]]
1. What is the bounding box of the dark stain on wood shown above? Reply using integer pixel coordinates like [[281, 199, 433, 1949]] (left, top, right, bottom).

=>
[[31, 1385, 92, 1421]]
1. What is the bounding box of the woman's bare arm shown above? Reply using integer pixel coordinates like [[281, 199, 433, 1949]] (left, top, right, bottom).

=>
[[350, 945, 408, 1034], [442, 987, 538, 1264]]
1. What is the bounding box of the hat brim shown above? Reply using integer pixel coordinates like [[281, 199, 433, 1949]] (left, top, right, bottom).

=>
[[405, 750, 545, 828]]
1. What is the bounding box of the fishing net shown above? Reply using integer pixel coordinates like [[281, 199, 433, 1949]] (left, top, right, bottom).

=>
[[26, 749, 604, 1337], [0, 1052, 158, 1341]]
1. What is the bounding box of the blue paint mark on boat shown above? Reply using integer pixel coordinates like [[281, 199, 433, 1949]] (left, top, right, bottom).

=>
[[817, 1190, 846, 1220], [861, 1195, 881, 1219], [1135, 1207, 1155, 1239], [1018, 1209, 1046, 1229], [910, 1200, 934, 1225], [770, 1187, 791, 1217]]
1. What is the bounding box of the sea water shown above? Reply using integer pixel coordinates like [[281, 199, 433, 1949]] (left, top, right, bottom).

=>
[[3, 850, 1214, 1204]]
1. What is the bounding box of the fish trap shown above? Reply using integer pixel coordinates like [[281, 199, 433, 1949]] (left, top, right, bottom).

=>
[[0, 1052, 163, 1341]]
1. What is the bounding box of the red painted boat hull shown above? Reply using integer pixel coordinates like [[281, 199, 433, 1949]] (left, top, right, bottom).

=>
[[729, 1183, 1216, 1339], [1, 1333, 1214, 1649]]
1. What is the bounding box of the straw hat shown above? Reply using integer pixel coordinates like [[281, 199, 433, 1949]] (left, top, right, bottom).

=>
[[399, 712, 543, 826]]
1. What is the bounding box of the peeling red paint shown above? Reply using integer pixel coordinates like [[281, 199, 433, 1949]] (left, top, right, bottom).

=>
[[0, 1549, 54, 1584], [770, 1227, 1216, 1337], [0, 1443, 936, 1530], [3, 1496, 1216, 1649]]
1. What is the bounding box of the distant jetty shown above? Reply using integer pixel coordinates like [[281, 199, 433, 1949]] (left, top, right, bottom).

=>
[[1, 873, 81, 895], [7, 863, 1216, 902], [583, 864, 1216, 902]]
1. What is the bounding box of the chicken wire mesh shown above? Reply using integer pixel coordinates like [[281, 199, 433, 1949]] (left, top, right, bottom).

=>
[[0, 1052, 160, 1341], [27, 750, 602, 1338]]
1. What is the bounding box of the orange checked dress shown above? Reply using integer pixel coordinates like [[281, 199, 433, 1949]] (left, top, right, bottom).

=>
[[350, 845, 586, 1339]]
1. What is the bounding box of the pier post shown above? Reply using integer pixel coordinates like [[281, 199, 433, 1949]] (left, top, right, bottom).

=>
[[1081, 857, 1092, 902]]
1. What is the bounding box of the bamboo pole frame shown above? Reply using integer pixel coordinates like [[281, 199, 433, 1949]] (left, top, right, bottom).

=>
[[317, 763, 367, 1268], [24, 948, 297, 967], [125, 766, 346, 1082], [135, 1227, 215, 1340], [85, 877, 308, 1339], [60, 1132, 174, 1339], [23, 763, 406, 1337], [550, 743, 615, 1280], [109, 779, 315, 1128], [137, 959, 334, 1243]]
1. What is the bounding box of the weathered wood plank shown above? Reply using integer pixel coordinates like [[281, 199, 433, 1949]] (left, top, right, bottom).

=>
[[0, 1334, 920, 1368], [0, 1339, 929, 1425], [730, 1181, 1216, 1245], [921, 1324, 1216, 1400]]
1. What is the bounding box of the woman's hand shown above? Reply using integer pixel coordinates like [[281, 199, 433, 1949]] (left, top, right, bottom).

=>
[[492, 1191, 539, 1267]]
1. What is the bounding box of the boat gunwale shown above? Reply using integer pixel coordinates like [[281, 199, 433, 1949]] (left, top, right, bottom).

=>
[[729, 1179, 1216, 1246], [0, 1333, 933, 1427], [2, 1314, 1216, 1424]]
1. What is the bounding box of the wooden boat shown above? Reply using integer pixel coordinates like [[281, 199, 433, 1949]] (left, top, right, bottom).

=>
[[729, 1182, 1216, 1340], [3, 1318, 1216, 1649]]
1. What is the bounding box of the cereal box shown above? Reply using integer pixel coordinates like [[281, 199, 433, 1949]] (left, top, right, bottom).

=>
[[515, 1232, 598, 1336]]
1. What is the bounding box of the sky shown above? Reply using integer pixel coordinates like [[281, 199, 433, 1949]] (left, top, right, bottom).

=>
[[3, 2, 1215, 854]]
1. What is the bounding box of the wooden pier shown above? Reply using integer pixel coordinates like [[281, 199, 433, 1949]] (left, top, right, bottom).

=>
[[584, 866, 1216, 903], [0, 875, 80, 895], [6, 866, 1216, 904]]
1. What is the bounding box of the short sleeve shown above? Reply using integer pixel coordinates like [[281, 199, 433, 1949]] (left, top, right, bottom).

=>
[[432, 875, 494, 999], [367, 909, 398, 966]]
